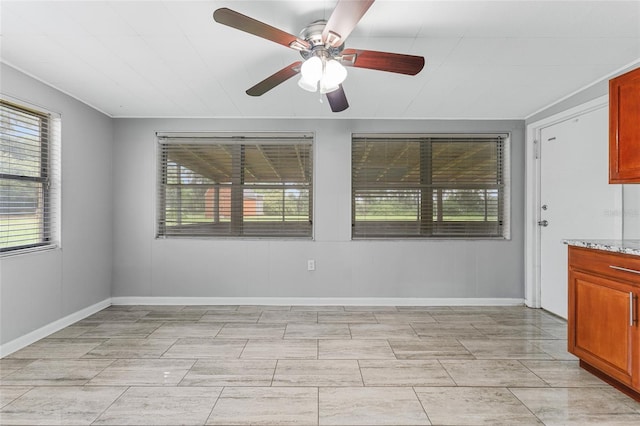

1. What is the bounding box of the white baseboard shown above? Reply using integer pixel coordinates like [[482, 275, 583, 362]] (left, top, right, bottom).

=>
[[0, 298, 111, 357], [111, 296, 525, 307]]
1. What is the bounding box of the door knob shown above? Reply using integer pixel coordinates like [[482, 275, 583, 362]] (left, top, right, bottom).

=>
[[538, 220, 549, 227]]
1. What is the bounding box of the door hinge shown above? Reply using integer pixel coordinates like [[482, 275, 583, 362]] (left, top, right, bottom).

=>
[[533, 140, 539, 159]]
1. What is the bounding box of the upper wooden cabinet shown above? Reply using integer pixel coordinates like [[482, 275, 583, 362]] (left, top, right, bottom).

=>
[[610, 67, 640, 183]]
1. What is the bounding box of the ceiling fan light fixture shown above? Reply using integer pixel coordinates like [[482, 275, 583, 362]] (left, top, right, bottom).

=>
[[319, 81, 340, 94], [322, 59, 347, 87], [298, 75, 319, 92], [299, 55, 347, 94], [298, 55, 322, 92], [300, 56, 322, 81]]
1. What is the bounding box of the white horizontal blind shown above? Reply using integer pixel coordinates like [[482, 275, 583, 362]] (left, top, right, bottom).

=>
[[0, 100, 61, 253], [352, 134, 509, 239], [157, 133, 313, 238]]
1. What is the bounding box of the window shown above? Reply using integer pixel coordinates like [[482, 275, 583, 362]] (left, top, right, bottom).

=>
[[0, 100, 60, 253], [352, 133, 510, 239], [157, 132, 313, 238]]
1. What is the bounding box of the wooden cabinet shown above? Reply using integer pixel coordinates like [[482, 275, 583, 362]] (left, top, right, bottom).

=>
[[568, 246, 640, 400], [609, 66, 640, 183]]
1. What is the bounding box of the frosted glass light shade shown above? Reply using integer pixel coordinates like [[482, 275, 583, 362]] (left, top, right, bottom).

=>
[[300, 56, 322, 82], [323, 59, 347, 87], [298, 56, 347, 94], [298, 75, 318, 92]]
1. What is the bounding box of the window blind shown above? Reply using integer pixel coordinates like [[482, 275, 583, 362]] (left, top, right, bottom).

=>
[[0, 100, 61, 253], [352, 134, 510, 239], [157, 133, 313, 238]]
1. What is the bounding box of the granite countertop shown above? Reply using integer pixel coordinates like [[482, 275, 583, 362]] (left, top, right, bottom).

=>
[[563, 239, 640, 256]]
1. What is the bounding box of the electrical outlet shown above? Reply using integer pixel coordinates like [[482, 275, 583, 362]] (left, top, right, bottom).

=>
[[307, 259, 315, 271]]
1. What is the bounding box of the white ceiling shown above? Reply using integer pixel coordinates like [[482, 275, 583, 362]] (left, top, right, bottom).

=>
[[1, 0, 639, 119]]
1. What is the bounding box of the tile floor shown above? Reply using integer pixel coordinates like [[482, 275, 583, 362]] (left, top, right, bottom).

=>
[[2, 305, 640, 425]]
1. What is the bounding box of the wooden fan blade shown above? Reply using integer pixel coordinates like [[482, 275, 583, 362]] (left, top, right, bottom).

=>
[[341, 48, 425, 75], [213, 8, 309, 50], [325, 85, 349, 112], [322, 0, 374, 47], [246, 62, 302, 96]]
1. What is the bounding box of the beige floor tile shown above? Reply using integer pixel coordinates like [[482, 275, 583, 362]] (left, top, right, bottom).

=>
[[510, 387, 640, 425], [389, 338, 475, 360], [349, 323, 417, 339], [241, 339, 318, 359], [88, 358, 195, 386], [237, 305, 292, 312], [180, 359, 276, 386], [46, 325, 97, 339], [199, 312, 261, 323], [0, 386, 126, 425], [431, 312, 497, 323], [396, 306, 453, 312], [284, 323, 351, 339], [82, 310, 149, 322], [440, 359, 548, 387], [1, 359, 114, 386], [318, 312, 378, 323], [537, 323, 568, 339], [207, 387, 318, 425], [534, 339, 578, 360], [162, 338, 246, 359], [148, 321, 224, 338], [411, 322, 488, 339], [258, 311, 318, 323], [8, 339, 105, 359], [360, 360, 455, 386], [319, 387, 430, 425], [94, 386, 221, 425], [0, 360, 34, 378], [291, 306, 345, 312], [126, 304, 186, 312], [459, 339, 555, 359], [5, 305, 640, 425], [182, 305, 239, 312], [273, 360, 362, 386], [83, 338, 177, 359], [217, 323, 286, 339], [343, 306, 397, 312], [520, 360, 608, 387], [472, 324, 557, 340], [0, 386, 32, 409], [374, 312, 436, 323], [415, 386, 543, 425], [140, 310, 204, 321], [318, 340, 395, 359], [78, 322, 163, 338]]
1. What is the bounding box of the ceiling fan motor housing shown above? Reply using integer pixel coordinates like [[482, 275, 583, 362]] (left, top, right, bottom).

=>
[[298, 20, 344, 61]]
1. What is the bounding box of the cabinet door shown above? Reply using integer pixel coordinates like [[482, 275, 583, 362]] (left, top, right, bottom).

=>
[[569, 270, 634, 385], [609, 67, 640, 183]]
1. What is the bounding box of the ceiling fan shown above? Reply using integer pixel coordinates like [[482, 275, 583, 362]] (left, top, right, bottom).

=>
[[213, 0, 425, 112]]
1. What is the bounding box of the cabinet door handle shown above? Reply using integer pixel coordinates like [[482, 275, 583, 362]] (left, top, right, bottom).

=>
[[631, 292, 635, 327], [609, 265, 640, 275]]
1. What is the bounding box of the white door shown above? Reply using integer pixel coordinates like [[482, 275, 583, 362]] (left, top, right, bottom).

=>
[[539, 106, 622, 318]]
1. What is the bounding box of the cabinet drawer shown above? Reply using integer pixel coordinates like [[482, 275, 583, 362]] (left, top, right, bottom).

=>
[[569, 246, 640, 285]]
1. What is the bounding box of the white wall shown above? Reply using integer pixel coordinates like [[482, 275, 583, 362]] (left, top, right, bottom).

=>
[[112, 118, 525, 300], [0, 64, 113, 346], [624, 185, 640, 239]]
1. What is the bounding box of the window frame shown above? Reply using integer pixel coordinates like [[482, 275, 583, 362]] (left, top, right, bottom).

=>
[[0, 99, 60, 255], [156, 132, 314, 240], [351, 133, 510, 240]]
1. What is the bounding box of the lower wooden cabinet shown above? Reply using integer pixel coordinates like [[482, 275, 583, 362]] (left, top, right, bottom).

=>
[[568, 246, 640, 400]]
